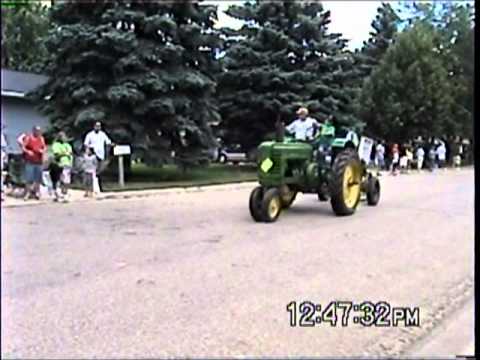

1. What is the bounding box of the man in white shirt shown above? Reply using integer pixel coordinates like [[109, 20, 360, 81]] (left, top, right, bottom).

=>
[[375, 142, 385, 170], [285, 107, 321, 141], [416, 146, 425, 171], [436, 143, 447, 169], [83, 122, 113, 192], [84, 122, 112, 161]]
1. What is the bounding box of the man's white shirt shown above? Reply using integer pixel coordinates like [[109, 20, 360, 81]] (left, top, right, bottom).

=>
[[376, 144, 385, 157], [286, 117, 320, 140], [436, 145, 446, 160], [416, 147, 425, 158], [84, 130, 112, 160]]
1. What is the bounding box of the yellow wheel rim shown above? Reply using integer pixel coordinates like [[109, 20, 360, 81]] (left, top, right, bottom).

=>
[[268, 196, 281, 218], [343, 164, 361, 208]]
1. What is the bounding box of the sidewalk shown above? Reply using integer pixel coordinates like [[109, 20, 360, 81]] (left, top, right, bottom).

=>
[[1, 181, 258, 208]]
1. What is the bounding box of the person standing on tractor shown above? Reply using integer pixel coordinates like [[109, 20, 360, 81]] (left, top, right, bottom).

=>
[[285, 107, 321, 141]]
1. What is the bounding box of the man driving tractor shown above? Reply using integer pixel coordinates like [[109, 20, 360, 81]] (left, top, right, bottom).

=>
[[285, 107, 321, 141], [286, 107, 337, 141]]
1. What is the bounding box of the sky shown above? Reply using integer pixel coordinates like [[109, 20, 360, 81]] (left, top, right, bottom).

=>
[[207, 0, 383, 50], [207, 0, 474, 50]]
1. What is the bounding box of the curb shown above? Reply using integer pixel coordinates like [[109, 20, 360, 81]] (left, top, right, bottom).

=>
[[1, 181, 258, 209]]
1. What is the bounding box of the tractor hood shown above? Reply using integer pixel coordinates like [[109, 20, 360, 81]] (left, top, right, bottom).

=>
[[257, 140, 313, 174]]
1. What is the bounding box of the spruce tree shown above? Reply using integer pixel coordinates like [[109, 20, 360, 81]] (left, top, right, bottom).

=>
[[354, 2, 400, 79], [32, 0, 222, 166], [217, 0, 361, 150]]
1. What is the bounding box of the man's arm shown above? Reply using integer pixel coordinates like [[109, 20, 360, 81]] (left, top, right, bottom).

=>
[[103, 132, 112, 145], [285, 120, 297, 134]]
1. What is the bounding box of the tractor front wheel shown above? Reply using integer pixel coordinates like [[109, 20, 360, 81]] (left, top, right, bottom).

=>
[[249, 186, 265, 222], [330, 149, 362, 216], [261, 188, 282, 222]]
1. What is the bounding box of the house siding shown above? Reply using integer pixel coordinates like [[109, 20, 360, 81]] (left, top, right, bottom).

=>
[[1, 96, 50, 154]]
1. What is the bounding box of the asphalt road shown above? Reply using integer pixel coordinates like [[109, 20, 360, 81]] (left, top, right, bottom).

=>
[[1, 169, 474, 358]]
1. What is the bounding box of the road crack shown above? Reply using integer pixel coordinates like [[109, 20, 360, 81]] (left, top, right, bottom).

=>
[[363, 275, 474, 357]]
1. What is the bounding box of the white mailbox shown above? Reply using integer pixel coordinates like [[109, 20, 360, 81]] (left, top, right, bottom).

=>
[[113, 145, 131, 156]]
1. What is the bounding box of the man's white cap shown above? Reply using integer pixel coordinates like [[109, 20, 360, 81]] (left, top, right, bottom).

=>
[[296, 107, 309, 115]]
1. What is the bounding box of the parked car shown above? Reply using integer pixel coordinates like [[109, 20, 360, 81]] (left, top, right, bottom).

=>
[[217, 144, 248, 164]]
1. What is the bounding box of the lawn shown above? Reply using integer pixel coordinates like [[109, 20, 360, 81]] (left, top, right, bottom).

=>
[[88, 163, 258, 192]]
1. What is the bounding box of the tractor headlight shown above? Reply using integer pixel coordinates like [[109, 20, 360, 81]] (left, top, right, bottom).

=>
[[318, 145, 332, 163], [318, 145, 332, 155]]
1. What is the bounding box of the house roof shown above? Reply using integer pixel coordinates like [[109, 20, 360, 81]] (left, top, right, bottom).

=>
[[1, 69, 48, 98]]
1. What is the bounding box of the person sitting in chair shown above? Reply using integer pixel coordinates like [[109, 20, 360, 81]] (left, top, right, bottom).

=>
[[285, 107, 321, 141]]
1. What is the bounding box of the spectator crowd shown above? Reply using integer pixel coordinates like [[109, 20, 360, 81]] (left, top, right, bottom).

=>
[[1, 121, 113, 202], [369, 136, 472, 176]]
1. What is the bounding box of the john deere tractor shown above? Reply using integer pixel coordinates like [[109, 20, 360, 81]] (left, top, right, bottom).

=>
[[249, 123, 380, 222]]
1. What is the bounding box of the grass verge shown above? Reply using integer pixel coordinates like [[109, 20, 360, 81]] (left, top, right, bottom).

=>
[[72, 163, 257, 192]]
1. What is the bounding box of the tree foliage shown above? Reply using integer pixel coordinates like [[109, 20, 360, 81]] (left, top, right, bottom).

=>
[[32, 0, 222, 166], [358, 1, 474, 141], [217, 0, 362, 149], [1, 1, 52, 73]]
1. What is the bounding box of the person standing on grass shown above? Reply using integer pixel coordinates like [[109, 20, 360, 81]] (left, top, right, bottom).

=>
[[81, 147, 98, 198], [51, 131, 73, 202], [83, 121, 113, 191], [19, 126, 46, 200]]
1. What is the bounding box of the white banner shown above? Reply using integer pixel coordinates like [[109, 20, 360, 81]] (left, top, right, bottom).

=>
[[358, 136, 374, 164]]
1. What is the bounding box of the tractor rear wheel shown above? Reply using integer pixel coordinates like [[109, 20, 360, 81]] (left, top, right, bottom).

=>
[[249, 186, 265, 222], [366, 176, 380, 206], [330, 149, 362, 216], [261, 188, 282, 222]]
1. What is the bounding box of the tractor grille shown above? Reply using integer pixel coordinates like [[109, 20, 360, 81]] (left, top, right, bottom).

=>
[[269, 150, 282, 175]]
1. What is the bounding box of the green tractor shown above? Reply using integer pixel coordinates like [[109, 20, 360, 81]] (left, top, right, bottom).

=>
[[249, 124, 380, 222]]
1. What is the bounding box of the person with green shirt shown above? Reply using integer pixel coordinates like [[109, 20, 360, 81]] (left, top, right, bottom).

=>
[[50, 131, 73, 202]]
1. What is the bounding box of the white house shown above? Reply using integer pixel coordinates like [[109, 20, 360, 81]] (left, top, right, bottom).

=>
[[1, 69, 50, 154]]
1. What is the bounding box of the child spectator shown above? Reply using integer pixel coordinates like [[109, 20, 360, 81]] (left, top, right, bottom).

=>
[[81, 147, 97, 198], [391, 143, 399, 175]]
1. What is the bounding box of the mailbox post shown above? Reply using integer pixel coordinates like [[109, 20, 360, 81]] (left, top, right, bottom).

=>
[[113, 145, 131, 188]]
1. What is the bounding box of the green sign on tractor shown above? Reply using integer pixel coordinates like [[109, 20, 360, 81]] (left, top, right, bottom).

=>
[[249, 121, 381, 222]]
